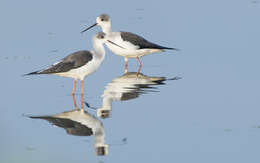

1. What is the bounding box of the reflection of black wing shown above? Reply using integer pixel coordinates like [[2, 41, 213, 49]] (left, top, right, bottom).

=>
[[120, 72, 167, 101], [121, 92, 139, 101], [29, 116, 93, 136], [120, 85, 160, 101]]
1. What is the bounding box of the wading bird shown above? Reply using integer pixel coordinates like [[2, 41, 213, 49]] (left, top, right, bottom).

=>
[[81, 14, 178, 73], [25, 32, 124, 108]]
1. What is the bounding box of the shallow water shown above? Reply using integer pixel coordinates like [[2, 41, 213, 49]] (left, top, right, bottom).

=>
[[1, 0, 260, 163]]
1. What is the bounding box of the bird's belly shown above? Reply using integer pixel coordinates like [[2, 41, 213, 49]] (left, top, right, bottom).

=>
[[105, 43, 163, 58]]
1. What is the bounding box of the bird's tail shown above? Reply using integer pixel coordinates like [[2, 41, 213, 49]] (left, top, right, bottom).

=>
[[22, 113, 46, 119], [28, 115, 49, 119], [160, 46, 180, 51], [23, 70, 41, 76], [152, 43, 180, 51]]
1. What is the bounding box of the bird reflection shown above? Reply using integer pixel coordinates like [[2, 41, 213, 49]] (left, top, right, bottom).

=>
[[98, 72, 180, 118], [28, 98, 108, 156]]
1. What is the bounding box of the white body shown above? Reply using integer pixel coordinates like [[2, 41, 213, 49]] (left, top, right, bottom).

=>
[[53, 36, 106, 80], [55, 52, 104, 80], [105, 32, 163, 58]]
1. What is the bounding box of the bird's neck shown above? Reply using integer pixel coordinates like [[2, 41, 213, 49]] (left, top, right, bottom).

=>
[[93, 42, 105, 60], [102, 24, 112, 34]]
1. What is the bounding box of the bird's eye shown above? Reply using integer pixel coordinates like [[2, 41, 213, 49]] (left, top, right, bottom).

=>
[[101, 35, 104, 39], [101, 18, 104, 21]]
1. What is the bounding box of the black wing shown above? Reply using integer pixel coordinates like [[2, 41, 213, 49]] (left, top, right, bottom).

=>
[[29, 116, 93, 136], [120, 32, 177, 50], [26, 50, 93, 75]]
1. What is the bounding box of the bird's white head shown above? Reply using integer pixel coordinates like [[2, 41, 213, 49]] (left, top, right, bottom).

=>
[[93, 32, 107, 44], [81, 14, 111, 34], [96, 14, 111, 33]]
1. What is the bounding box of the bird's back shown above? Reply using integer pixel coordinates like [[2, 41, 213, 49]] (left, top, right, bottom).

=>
[[25, 50, 93, 76], [42, 50, 93, 74]]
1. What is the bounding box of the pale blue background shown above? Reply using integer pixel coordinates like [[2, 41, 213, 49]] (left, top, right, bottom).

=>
[[1, 0, 260, 162]]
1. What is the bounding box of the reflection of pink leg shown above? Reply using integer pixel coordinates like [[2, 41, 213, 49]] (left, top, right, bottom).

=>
[[72, 94, 78, 108], [124, 57, 128, 73], [81, 80, 84, 95], [72, 80, 77, 95], [81, 93, 84, 110], [81, 80, 84, 110], [137, 57, 142, 74]]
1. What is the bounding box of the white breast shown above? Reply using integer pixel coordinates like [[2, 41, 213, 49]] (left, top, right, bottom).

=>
[[55, 56, 104, 80]]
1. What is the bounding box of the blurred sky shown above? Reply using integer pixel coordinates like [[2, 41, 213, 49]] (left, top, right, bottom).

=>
[[0, 0, 260, 163]]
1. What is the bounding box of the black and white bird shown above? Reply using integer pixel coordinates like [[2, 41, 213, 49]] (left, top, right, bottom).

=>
[[25, 32, 123, 95], [81, 14, 179, 72]]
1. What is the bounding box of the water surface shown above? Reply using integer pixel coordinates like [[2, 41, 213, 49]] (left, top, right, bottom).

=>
[[1, 0, 260, 163]]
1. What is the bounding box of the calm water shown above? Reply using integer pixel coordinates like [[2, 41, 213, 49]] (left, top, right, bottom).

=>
[[1, 0, 260, 163]]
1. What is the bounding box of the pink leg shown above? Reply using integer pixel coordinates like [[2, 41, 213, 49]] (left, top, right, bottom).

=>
[[137, 57, 142, 74], [81, 80, 84, 110], [72, 80, 77, 95], [81, 93, 84, 110], [124, 57, 128, 73]]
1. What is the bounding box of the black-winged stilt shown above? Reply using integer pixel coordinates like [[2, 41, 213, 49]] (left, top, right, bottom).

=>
[[81, 14, 179, 73], [25, 32, 123, 108]]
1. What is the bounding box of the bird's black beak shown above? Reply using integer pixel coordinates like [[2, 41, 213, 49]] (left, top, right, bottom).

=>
[[107, 40, 125, 49], [81, 23, 98, 33]]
